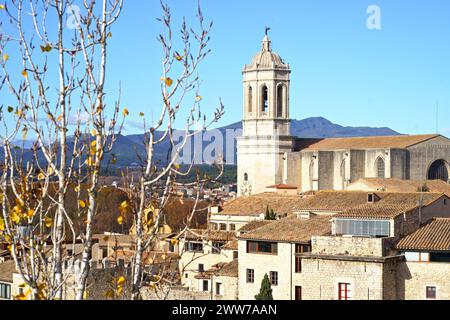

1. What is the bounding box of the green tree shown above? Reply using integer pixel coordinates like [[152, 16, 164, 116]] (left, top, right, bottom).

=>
[[265, 207, 277, 221], [255, 274, 274, 300]]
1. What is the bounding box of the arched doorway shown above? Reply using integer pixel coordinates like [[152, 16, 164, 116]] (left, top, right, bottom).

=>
[[428, 160, 449, 181]]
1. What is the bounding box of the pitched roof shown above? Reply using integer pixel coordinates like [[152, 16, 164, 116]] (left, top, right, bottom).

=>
[[219, 193, 308, 217], [350, 178, 450, 197], [396, 218, 450, 251], [266, 184, 298, 190], [238, 215, 332, 243], [221, 240, 238, 251], [0, 260, 16, 283], [238, 221, 273, 233], [297, 134, 440, 151], [184, 229, 236, 242], [195, 259, 239, 279], [335, 192, 445, 219]]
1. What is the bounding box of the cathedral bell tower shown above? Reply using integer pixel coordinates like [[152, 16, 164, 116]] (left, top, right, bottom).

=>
[[237, 31, 294, 196]]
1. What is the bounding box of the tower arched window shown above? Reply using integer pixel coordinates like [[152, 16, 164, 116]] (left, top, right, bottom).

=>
[[261, 85, 269, 113], [244, 173, 249, 182], [277, 85, 284, 118], [248, 86, 253, 113], [376, 157, 385, 178]]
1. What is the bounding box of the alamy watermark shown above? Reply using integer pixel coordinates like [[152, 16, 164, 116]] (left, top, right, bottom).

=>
[[367, 5, 382, 30]]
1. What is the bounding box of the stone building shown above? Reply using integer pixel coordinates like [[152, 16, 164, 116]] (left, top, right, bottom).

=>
[[237, 34, 450, 196], [236, 191, 450, 300]]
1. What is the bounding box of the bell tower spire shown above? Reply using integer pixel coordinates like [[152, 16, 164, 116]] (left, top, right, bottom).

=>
[[237, 32, 295, 196]]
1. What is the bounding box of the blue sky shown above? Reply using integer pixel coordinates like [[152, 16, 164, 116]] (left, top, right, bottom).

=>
[[2, 0, 450, 136]]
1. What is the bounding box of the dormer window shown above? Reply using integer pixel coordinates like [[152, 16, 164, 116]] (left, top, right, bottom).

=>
[[367, 193, 378, 203]]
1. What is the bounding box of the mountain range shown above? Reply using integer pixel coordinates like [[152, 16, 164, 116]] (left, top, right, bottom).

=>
[[9, 117, 400, 168]]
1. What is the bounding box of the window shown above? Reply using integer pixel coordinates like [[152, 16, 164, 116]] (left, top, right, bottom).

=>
[[248, 86, 253, 113], [220, 223, 227, 231], [202, 280, 209, 292], [277, 85, 284, 117], [247, 241, 278, 255], [426, 286, 437, 299], [295, 286, 302, 301], [198, 264, 205, 273], [102, 247, 108, 259], [270, 272, 278, 286], [367, 193, 375, 203], [295, 257, 302, 273], [210, 223, 218, 230], [212, 242, 224, 254], [185, 242, 204, 253], [185, 273, 188, 279], [229, 224, 236, 231], [295, 244, 311, 254], [216, 282, 222, 296], [376, 158, 385, 178], [246, 269, 255, 283], [244, 173, 249, 182], [335, 219, 390, 237], [0, 283, 11, 300], [338, 283, 351, 301], [261, 85, 269, 113]]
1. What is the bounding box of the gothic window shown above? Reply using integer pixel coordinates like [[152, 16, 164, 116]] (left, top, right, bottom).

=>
[[277, 85, 284, 117], [428, 160, 449, 181], [376, 157, 385, 178], [261, 85, 269, 113], [244, 173, 249, 182], [248, 86, 253, 113]]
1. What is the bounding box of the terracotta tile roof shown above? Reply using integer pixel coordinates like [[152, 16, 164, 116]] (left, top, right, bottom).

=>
[[396, 218, 450, 251], [297, 134, 441, 151], [219, 193, 310, 217], [350, 178, 450, 197], [239, 221, 273, 233], [184, 229, 236, 242], [293, 191, 378, 212], [266, 184, 298, 190], [221, 240, 238, 251], [195, 259, 239, 279], [238, 215, 332, 243], [335, 192, 445, 219], [0, 260, 16, 283]]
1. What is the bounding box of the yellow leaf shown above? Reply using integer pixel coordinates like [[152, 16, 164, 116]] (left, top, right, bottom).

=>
[[40, 44, 52, 53], [0, 4, 5, 10], [10, 211, 21, 224], [79, 200, 86, 208], [139, 112, 145, 117], [195, 95, 203, 102], [44, 216, 53, 228], [164, 77, 173, 87], [175, 54, 183, 61], [91, 141, 97, 148], [107, 32, 112, 38], [27, 209, 35, 218], [56, 114, 63, 122], [105, 289, 115, 299], [117, 215, 123, 225], [2, 54, 9, 62], [170, 238, 179, 246], [119, 200, 129, 211], [0, 217, 5, 231], [37, 172, 45, 180], [91, 129, 98, 137], [86, 157, 94, 167], [21, 70, 28, 78], [117, 276, 126, 287], [122, 108, 129, 117], [74, 186, 80, 193], [83, 290, 89, 300], [7, 106, 14, 113]]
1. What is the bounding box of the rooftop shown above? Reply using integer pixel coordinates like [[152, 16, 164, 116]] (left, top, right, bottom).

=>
[[218, 193, 308, 217], [297, 134, 442, 151], [238, 215, 332, 243], [350, 178, 450, 197], [0, 260, 16, 283], [183, 229, 236, 242], [396, 218, 450, 252], [334, 192, 446, 219]]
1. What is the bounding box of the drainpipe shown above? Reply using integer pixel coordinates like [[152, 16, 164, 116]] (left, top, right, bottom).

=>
[[290, 243, 293, 300]]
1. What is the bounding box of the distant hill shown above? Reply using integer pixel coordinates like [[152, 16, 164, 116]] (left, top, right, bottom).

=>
[[7, 117, 400, 168]]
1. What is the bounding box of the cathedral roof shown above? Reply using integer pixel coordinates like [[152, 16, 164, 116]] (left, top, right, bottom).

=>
[[245, 35, 289, 70], [396, 218, 450, 252], [350, 178, 450, 197], [297, 134, 441, 151]]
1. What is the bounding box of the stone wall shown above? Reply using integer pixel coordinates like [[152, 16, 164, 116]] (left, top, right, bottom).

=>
[[396, 261, 450, 300], [312, 236, 395, 257], [318, 151, 334, 190]]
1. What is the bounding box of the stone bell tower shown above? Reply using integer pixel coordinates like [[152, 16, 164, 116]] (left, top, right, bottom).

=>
[[237, 31, 295, 196]]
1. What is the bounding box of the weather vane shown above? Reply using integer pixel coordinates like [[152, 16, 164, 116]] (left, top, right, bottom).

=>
[[265, 27, 271, 36]]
